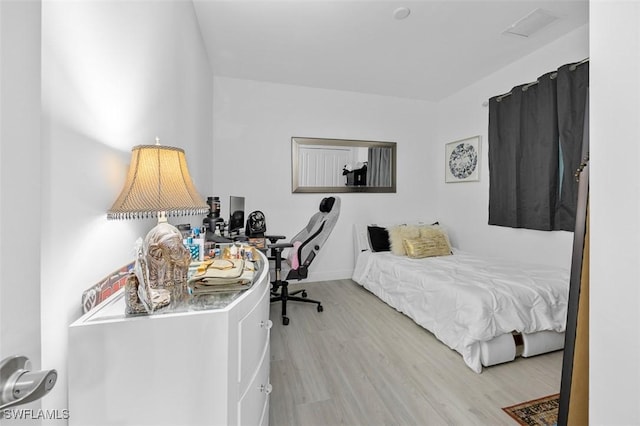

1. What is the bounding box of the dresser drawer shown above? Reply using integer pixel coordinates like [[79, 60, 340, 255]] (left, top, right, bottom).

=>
[[238, 284, 271, 391], [238, 346, 270, 426]]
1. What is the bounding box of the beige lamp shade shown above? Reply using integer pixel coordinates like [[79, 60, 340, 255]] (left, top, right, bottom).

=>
[[107, 144, 208, 220]]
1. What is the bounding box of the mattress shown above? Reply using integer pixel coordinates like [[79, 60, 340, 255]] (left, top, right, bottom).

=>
[[352, 248, 569, 373]]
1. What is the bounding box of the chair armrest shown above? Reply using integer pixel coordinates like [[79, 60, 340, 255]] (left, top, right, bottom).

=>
[[268, 242, 294, 250], [265, 235, 287, 244]]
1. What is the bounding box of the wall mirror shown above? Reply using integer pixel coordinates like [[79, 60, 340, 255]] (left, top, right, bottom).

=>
[[291, 137, 397, 193]]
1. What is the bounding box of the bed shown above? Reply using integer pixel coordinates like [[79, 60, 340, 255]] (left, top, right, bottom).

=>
[[352, 222, 569, 373]]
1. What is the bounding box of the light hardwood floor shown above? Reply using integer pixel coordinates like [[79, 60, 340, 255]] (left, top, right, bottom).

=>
[[269, 279, 562, 426]]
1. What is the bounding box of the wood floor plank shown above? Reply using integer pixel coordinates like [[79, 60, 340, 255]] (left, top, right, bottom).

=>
[[269, 279, 562, 425]]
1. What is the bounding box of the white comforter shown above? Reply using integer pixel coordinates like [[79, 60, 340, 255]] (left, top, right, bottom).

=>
[[352, 249, 569, 373]]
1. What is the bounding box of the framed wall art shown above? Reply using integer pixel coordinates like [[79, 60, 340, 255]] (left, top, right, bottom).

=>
[[445, 135, 480, 183]]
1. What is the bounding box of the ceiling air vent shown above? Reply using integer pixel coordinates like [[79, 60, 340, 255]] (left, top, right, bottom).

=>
[[503, 8, 559, 38]]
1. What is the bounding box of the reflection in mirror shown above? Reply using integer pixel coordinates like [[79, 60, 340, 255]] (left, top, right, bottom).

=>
[[292, 137, 396, 193]]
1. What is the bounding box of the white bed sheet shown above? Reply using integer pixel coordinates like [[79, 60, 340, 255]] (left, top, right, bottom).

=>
[[352, 248, 569, 373]]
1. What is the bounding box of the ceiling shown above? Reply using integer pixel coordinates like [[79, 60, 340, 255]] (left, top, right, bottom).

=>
[[193, 1, 588, 102]]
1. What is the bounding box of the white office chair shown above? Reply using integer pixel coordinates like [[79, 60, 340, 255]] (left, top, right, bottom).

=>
[[267, 196, 341, 325]]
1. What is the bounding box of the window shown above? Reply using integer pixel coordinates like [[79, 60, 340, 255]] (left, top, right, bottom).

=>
[[488, 61, 588, 231]]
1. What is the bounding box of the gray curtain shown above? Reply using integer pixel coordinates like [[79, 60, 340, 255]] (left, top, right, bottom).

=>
[[488, 61, 588, 231], [555, 63, 589, 231], [368, 147, 391, 187]]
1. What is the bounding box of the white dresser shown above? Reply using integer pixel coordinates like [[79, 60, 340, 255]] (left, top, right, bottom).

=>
[[68, 254, 271, 426]]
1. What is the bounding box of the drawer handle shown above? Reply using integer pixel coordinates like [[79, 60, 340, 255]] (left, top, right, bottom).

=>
[[260, 320, 273, 330], [260, 383, 272, 394]]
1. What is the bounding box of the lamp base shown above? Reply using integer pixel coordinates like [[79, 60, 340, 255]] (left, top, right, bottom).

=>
[[128, 221, 192, 314], [126, 274, 170, 315]]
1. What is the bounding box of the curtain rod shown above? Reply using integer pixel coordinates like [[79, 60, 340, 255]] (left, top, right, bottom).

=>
[[482, 58, 589, 107]]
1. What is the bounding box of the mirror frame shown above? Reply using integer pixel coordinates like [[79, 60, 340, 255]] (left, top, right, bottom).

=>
[[291, 137, 397, 193]]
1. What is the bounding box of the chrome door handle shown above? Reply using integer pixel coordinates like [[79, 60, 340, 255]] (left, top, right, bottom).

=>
[[0, 356, 57, 415]]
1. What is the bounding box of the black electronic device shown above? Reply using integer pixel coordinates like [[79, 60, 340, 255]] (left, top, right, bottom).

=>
[[207, 196, 221, 217], [228, 196, 245, 235], [245, 210, 266, 237], [203, 196, 231, 243]]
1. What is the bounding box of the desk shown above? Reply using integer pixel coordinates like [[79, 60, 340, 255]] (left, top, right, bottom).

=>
[[68, 252, 271, 426]]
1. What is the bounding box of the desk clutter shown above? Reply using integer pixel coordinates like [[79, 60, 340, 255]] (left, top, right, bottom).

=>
[[82, 193, 263, 316], [89, 193, 265, 316], [187, 245, 260, 295], [123, 234, 262, 316]]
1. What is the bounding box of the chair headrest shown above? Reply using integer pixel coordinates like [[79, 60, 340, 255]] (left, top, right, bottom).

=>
[[319, 197, 336, 213]]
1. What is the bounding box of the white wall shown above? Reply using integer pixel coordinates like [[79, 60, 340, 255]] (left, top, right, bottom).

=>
[[435, 25, 589, 269], [40, 0, 212, 415], [212, 26, 590, 278], [590, 2, 640, 424], [0, 1, 43, 423], [212, 77, 437, 280]]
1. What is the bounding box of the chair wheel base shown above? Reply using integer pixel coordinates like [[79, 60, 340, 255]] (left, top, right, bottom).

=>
[[282, 316, 290, 326], [317, 305, 323, 312]]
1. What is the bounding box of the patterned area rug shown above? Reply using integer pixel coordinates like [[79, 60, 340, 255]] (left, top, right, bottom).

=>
[[502, 394, 559, 426]]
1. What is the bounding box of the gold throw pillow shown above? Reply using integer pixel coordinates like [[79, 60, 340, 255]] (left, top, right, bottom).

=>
[[403, 231, 452, 259]]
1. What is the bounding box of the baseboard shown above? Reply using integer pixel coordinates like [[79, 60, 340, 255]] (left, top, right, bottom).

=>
[[297, 269, 354, 283]]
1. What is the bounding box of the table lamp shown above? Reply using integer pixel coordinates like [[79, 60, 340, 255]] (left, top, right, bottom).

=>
[[107, 139, 208, 313]]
